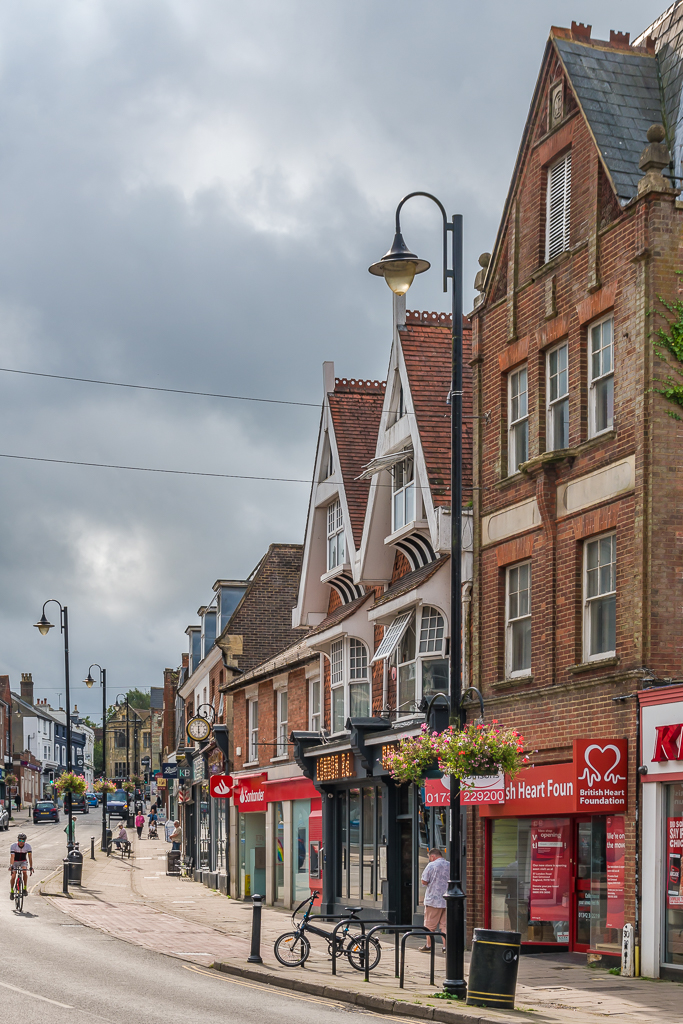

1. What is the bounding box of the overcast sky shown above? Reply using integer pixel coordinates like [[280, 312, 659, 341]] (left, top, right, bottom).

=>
[[0, 0, 667, 722]]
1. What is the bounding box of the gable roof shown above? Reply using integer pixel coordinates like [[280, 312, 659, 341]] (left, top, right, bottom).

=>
[[373, 556, 448, 608], [304, 591, 373, 638], [553, 32, 661, 201], [328, 379, 385, 547], [399, 311, 472, 509]]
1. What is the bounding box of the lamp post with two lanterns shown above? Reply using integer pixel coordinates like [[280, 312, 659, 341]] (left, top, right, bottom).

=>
[[84, 665, 107, 851], [369, 194, 467, 1000], [34, 600, 74, 851]]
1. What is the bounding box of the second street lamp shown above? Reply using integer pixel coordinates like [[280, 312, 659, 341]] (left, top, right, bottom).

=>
[[85, 665, 107, 851], [34, 599, 74, 852], [369, 192, 467, 1000]]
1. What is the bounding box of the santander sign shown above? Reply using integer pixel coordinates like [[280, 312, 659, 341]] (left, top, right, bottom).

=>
[[209, 774, 234, 799], [232, 774, 268, 812]]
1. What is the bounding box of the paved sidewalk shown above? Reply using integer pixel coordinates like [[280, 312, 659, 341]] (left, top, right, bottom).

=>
[[41, 838, 683, 1024]]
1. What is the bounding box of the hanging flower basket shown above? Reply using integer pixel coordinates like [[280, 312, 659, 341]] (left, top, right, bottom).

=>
[[4, 773, 17, 787], [121, 780, 135, 794], [385, 722, 528, 786], [435, 722, 529, 781], [131, 774, 143, 787], [93, 779, 116, 794], [54, 771, 87, 796]]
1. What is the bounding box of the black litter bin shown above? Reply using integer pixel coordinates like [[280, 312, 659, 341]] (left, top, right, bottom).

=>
[[465, 928, 521, 1010], [167, 850, 181, 875], [67, 846, 84, 885]]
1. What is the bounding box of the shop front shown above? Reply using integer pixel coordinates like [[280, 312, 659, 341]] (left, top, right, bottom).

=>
[[640, 685, 683, 981], [479, 739, 628, 960], [229, 769, 320, 906]]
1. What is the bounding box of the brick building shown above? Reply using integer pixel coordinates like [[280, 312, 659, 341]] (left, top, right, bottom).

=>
[[467, 13, 683, 979]]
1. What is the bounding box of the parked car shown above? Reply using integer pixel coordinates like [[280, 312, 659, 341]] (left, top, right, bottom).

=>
[[33, 801, 59, 824], [0, 804, 8, 830], [70, 793, 89, 814], [85, 792, 99, 807], [106, 789, 130, 818]]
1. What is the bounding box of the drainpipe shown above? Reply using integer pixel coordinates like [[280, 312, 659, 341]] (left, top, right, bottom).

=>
[[462, 582, 473, 686]]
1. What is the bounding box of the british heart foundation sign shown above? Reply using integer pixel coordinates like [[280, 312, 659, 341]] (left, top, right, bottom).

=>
[[574, 739, 627, 812]]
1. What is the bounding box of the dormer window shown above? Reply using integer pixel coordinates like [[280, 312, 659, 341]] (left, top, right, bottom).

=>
[[392, 456, 415, 531], [327, 499, 346, 570]]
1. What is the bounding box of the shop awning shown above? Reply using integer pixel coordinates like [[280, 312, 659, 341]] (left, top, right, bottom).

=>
[[370, 610, 413, 664], [356, 447, 412, 481]]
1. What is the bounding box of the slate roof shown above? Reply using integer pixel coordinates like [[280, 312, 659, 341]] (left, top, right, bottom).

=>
[[553, 35, 662, 200], [373, 556, 449, 608], [328, 379, 385, 547], [305, 591, 374, 637], [399, 312, 472, 509], [635, 2, 683, 168]]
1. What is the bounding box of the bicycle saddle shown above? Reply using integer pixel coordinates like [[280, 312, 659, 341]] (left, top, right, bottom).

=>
[[343, 907, 362, 914]]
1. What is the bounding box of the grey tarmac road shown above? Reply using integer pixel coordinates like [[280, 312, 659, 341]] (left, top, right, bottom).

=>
[[0, 818, 389, 1024]]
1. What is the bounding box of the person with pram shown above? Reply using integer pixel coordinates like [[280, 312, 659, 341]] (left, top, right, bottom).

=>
[[147, 807, 159, 839]]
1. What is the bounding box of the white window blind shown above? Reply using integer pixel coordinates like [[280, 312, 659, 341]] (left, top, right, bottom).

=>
[[546, 152, 571, 262], [371, 611, 413, 664]]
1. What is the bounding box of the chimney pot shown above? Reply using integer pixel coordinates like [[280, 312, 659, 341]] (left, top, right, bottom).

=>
[[20, 672, 34, 706]]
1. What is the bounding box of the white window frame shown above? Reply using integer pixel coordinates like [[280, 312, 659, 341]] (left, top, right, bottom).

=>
[[392, 456, 416, 531], [588, 315, 614, 438], [248, 698, 259, 763], [330, 639, 344, 734], [546, 341, 569, 451], [390, 606, 448, 719], [508, 365, 529, 475], [506, 562, 532, 678], [348, 638, 370, 720], [583, 533, 616, 662], [329, 637, 370, 734], [276, 689, 288, 757], [546, 150, 572, 262], [309, 677, 321, 733], [327, 499, 346, 570]]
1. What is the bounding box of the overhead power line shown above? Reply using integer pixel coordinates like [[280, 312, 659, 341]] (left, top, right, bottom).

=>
[[0, 365, 319, 409], [0, 452, 311, 483]]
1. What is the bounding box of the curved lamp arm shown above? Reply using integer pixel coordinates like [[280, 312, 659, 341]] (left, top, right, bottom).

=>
[[394, 191, 449, 293]]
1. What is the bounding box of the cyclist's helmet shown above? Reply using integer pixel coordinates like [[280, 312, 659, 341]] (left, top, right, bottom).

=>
[[17, 833, 26, 841]]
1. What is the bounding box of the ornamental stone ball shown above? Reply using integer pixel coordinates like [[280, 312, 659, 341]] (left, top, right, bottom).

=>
[[646, 123, 666, 144]]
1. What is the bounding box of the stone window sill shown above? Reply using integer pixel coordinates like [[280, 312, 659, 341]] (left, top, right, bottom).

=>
[[269, 754, 290, 763], [491, 675, 534, 690], [241, 760, 260, 769], [568, 656, 619, 674]]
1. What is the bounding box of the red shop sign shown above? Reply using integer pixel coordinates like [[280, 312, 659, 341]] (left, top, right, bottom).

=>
[[233, 774, 267, 813], [209, 774, 233, 799], [574, 738, 627, 812], [424, 777, 450, 806]]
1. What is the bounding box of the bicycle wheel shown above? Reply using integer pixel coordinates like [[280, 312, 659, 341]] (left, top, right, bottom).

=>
[[346, 936, 381, 972], [14, 888, 23, 912], [274, 931, 310, 967]]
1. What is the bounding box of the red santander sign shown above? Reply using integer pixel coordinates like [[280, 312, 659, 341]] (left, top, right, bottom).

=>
[[209, 774, 233, 799], [232, 774, 267, 812]]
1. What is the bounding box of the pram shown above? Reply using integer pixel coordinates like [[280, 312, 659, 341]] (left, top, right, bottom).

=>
[[148, 820, 159, 840]]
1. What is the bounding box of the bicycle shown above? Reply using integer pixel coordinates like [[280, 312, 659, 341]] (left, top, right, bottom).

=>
[[274, 892, 381, 971], [10, 870, 27, 912]]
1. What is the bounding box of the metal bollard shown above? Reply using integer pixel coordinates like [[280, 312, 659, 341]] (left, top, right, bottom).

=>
[[62, 859, 69, 894], [90, 836, 96, 860], [247, 893, 264, 964]]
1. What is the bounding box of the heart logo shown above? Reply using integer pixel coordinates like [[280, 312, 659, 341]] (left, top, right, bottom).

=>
[[579, 744, 625, 787]]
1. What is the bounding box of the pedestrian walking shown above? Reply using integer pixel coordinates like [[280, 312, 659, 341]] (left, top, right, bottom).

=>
[[420, 848, 449, 952], [170, 820, 182, 852], [14, 793, 20, 813], [135, 812, 145, 838]]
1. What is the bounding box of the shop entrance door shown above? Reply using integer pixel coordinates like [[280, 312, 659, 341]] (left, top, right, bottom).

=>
[[399, 820, 413, 925], [572, 815, 623, 956], [573, 817, 593, 952]]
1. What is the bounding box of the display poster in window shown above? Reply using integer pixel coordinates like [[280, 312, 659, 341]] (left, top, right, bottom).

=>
[[605, 815, 626, 928], [529, 818, 570, 922], [667, 817, 683, 908]]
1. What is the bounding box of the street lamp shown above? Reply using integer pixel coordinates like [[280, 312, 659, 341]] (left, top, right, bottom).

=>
[[369, 193, 467, 1000], [34, 599, 74, 852], [85, 665, 107, 851]]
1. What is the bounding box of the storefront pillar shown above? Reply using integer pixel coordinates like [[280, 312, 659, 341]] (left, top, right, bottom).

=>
[[229, 800, 239, 898], [321, 787, 335, 915], [283, 800, 293, 907], [265, 802, 275, 904], [641, 780, 663, 978]]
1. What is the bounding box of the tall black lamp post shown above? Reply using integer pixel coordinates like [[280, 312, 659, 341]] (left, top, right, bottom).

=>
[[369, 193, 467, 1000], [84, 665, 107, 851], [34, 600, 74, 852]]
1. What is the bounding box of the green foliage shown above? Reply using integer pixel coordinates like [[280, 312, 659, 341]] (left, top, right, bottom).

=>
[[653, 288, 683, 419], [93, 739, 104, 774], [125, 688, 151, 709]]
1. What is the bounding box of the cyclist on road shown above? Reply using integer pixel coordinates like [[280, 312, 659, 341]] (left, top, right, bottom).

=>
[[9, 834, 33, 898]]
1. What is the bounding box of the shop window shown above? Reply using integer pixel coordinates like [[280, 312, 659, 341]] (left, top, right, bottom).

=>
[[584, 533, 616, 660], [664, 783, 683, 966], [292, 798, 311, 902], [392, 456, 416, 531], [508, 366, 528, 474], [506, 562, 532, 676], [274, 802, 285, 903], [337, 785, 380, 905], [327, 499, 346, 570], [547, 341, 569, 450], [588, 316, 614, 437], [248, 698, 259, 762], [276, 690, 288, 756], [330, 639, 344, 733], [309, 677, 321, 732]]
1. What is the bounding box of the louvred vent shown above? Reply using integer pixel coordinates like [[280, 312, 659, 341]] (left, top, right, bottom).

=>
[[546, 151, 572, 261]]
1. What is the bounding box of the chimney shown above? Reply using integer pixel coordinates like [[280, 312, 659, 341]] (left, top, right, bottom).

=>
[[182, 653, 189, 669], [571, 22, 591, 41], [20, 672, 34, 705]]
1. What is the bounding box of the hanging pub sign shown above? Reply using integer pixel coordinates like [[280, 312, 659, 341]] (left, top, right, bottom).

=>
[[186, 716, 211, 743]]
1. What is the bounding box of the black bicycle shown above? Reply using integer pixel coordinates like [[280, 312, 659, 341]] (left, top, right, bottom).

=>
[[274, 892, 381, 971]]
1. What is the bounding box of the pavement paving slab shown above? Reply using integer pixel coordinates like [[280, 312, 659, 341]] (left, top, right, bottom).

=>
[[38, 835, 683, 1024]]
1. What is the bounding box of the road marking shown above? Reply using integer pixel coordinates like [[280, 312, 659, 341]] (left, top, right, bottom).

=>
[[0, 980, 73, 1008], [172, 900, 195, 903]]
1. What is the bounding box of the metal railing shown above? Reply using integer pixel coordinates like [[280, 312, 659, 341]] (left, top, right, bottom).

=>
[[328, 919, 439, 986]]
